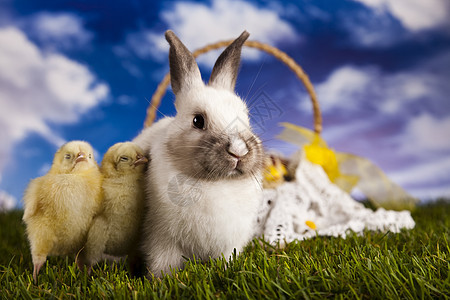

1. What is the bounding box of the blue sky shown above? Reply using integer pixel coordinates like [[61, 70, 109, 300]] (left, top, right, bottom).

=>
[[1, 0, 449, 209]]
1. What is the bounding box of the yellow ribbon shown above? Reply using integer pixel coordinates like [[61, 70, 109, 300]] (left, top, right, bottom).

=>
[[275, 122, 417, 211]]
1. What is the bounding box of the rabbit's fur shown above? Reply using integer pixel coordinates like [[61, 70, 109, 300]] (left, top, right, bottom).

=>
[[134, 30, 264, 277]]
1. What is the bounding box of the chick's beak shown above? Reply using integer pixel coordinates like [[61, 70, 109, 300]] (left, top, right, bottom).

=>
[[134, 154, 148, 166], [75, 152, 87, 163]]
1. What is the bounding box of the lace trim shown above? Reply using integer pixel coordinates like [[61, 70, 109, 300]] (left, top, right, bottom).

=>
[[256, 155, 415, 243]]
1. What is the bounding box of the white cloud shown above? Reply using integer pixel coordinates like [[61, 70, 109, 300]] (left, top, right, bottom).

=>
[[125, 31, 167, 61], [401, 114, 450, 154], [0, 190, 16, 211], [301, 64, 444, 116], [307, 66, 375, 112], [0, 27, 108, 173], [339, 8, 403, 48], [24, 12, 93, 50], [123, 0, 299, 67], [352, 0, 450, 31], [322, 118, 376, 144], [117, 95, 136, 105], [389, 156, 450, 189], [380, 73, 438, 114]]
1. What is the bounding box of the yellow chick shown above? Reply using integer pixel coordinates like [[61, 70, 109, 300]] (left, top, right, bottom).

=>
[[262, 154, 289, 189], [81, 142, 148, 272], [22, 141, 103, 283]]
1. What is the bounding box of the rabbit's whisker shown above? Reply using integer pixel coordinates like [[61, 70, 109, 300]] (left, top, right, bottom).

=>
[[244, 60, 267, 103], [244, 82, 268, 108]]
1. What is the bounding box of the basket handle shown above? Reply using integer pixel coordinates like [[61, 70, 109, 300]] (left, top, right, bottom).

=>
[[144, 40, 322, 134]]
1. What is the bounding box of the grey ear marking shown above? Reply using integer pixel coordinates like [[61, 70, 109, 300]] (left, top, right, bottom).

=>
[[209, 30, 250, 91], [165, 30, 202, 95]]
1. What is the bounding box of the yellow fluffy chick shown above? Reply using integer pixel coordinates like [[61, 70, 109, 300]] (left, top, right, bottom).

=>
[[22, 141, 103, 283], [81, 142, 148, 272]]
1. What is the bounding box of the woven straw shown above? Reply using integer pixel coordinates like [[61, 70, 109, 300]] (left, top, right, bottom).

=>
[[144, 39, 322, 134]]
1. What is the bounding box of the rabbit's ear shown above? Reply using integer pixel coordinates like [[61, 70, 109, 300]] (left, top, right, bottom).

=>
[[209, 31, 249, 91], [165, 30, 202, 95]]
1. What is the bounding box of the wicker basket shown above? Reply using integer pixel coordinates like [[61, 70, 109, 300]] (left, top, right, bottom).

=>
[[143, 39, 322, 135]]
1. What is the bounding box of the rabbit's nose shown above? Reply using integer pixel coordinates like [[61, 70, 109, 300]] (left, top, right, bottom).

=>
[[227, 138, 248, 159]]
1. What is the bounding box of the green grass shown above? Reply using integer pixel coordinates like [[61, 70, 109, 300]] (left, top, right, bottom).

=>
[[1, 201, 449, 299]]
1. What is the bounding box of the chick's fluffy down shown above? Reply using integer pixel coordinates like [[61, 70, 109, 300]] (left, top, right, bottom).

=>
[[23, 141, 103, 281], [83, 142, 147, 266]]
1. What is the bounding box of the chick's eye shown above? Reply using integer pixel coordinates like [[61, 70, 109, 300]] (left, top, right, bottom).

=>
[[88, 154, 92, 159], [120, 156, 129, 162], [193, 114, 205, 130], [64, 154, 71, 159]]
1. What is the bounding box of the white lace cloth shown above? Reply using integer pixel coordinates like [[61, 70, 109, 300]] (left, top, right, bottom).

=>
[[256, 155, 415, 243]]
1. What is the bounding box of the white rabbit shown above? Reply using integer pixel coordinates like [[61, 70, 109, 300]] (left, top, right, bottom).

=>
[[133, 30, 264, 277]]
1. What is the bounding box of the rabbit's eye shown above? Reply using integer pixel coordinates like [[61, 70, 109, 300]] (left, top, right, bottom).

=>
[[193, 114, 205, 130]]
